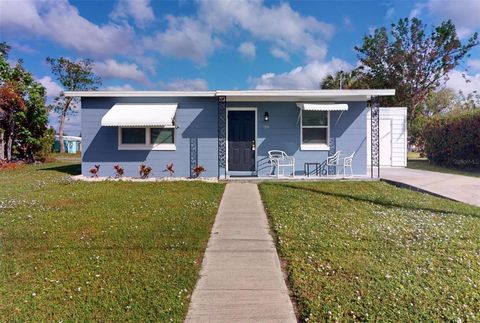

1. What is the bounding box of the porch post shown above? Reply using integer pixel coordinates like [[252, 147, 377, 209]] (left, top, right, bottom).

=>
[[370, 96, 380, 178], [218, 96, 227, 179]]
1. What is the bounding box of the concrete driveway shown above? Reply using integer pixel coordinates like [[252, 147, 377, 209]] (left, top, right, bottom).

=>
[[381, 168, 480, 207]]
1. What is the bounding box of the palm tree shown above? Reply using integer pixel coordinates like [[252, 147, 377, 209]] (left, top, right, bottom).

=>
[[320, 70, 367, 89]]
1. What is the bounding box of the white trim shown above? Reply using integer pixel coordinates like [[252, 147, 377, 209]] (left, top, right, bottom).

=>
[[300, 144, 330, 151], [65, 89, 396, 100], [300, 110, 330, 151], [226, 107, 257, 174], [118, 127, 176, 151], [65, 91, 216, 97]]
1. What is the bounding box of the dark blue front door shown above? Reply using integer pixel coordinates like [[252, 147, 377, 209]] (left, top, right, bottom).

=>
[[228, 111, 255, 171]]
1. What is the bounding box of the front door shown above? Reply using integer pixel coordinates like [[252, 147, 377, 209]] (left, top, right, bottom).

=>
[[228, 110, 255, 172]]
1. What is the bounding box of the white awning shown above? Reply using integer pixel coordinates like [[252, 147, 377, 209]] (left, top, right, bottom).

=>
[[297, 103, 349, 111], [101, 103, 177, 127]]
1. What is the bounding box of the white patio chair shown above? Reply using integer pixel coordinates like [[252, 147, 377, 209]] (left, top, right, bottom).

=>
[[324, 151, 341, 177], [268, 150, 295, 178], [341, 152, 355, 178]]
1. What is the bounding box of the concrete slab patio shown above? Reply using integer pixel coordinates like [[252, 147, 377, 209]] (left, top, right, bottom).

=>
[[185, 183, 296, 323], [381, 167, 480, 207]]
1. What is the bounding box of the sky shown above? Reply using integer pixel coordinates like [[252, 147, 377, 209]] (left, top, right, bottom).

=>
[[1, 0, 479, 135]]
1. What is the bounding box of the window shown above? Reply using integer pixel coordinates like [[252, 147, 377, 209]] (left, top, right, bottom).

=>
[[118, 127, 176, 150], [121, 128, 146, 144], [301, 110, 329, 150], [150, 128, 174, 144]]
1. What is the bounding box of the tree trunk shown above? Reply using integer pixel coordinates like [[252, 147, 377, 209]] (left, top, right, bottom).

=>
[[6, 130, 13, 161], [58, 113, 65, 153], [0, 129, 4, 160]]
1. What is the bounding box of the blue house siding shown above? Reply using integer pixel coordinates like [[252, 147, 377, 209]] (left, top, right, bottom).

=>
[[81, 96, 368, 178], [225, 101, 367, 176], [81, 97, 219, 178]]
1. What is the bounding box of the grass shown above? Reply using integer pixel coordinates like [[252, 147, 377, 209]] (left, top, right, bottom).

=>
[[407, 152, 480, 178], [0, 161, 225, 322], [259, 181, 480, 322]]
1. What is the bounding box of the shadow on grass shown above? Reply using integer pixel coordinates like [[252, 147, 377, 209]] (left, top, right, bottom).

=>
[[407, 159, 480, 178], [270, 182, 479, 217], [41, 163, 81, 176]]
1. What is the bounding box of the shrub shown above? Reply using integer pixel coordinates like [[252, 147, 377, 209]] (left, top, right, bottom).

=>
[[139, 164, 152, 179], [423, 110, 480, 168], [36, 127, 55, 162], [192, 165, 206, 178], [113, 164, 124, 178], [163, 163, 175, 177], [89, 164, 100, 178]]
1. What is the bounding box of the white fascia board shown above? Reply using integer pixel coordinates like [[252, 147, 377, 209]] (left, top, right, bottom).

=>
[[64, 89, 395, 99], [64, 91, 217, 97], [216, 89, 396, 97]]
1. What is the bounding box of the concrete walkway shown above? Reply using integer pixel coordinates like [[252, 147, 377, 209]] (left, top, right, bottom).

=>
[[381, 167, 480, 207], [186, 183, 296, 323]]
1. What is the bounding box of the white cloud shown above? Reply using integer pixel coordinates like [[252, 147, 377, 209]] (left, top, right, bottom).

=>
[[409, 3, 425, 19], [270, 48, 290, 62], [103, 84, 135, 91], [445, 69, 480, 95], [143, 15, 222, 65], [111, 0, 155, 28], [249, 58, 353, 90], [385, 7, 395, 20], [93, 59, 149, 85], [0, 0, 134, 58], [468, 59, 480, 73], [37, 76, 63, 98], [411, 0, 480, 38], [198, 0, 334, 61], [238, 42, 256, 60], [343, 16, 353, 30], [161, 78, 208, 91]]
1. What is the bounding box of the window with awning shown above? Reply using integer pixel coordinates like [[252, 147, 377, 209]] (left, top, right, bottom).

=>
[[101, 104, 178, 151]]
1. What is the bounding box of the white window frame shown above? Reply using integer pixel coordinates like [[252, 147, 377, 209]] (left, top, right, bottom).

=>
[[300, 110, 330, 151], [118, 126, 176, 151]]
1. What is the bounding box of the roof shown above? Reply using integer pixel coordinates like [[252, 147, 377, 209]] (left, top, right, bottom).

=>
[[64, 89, 395, 102]]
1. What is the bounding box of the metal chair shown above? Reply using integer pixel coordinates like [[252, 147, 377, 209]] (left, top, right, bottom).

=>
[[341, 152, 355, 178], [268, 150, 295, 178], [324, 151, 341, 177]]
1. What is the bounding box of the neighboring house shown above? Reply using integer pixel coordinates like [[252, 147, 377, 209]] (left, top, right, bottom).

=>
[[65, 90, 396, 178], [54, 135, 82, 154]]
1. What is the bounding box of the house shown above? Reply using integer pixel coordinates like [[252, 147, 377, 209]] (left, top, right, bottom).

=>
[[64, 89, 396, 178], [54, 135, 82, 154]]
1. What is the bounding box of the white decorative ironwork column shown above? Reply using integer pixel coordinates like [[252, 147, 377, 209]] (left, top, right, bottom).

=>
[[218, 96, 227, 179], [370, 96, 380, 178]]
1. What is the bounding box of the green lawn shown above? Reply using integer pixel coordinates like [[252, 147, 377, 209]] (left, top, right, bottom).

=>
[[259, 181, 480, 322], [0, 162, 224, 321], [407, 152, 480, 178]]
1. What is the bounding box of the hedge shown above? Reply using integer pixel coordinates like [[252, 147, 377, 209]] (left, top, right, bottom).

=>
[[423, 110, 480, 167]]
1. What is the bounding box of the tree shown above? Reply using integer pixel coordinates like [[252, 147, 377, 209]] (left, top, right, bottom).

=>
[[1, 42, 50, 162], [47, 57, 101, 153], [321, 70, 368, 89], [424, 88, 456, 116], [0, 83, 25, 160], [354, 18, 478, 123]]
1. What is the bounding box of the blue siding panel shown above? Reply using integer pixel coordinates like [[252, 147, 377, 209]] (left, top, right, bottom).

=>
[[227, 101, 367, 176], [81, 97, 368, 178], [81, 97, 218, 178]]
